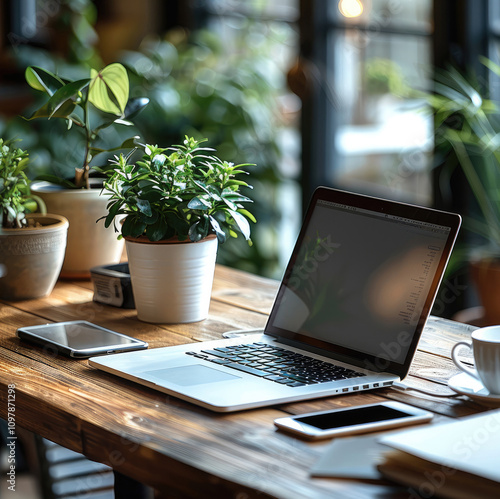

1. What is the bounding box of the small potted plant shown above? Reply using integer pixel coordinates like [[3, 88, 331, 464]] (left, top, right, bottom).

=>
[[0, 139, 68, 300], [23, 63, 148, 278], [101, 136, 255, 323]]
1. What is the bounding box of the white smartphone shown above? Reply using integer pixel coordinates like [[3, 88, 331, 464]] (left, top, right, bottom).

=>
[[17, 320, 148, 358], [274, 401, 433, 440]]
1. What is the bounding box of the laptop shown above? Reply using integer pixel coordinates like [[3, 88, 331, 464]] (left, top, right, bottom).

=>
[[89, 187, 461, 412]]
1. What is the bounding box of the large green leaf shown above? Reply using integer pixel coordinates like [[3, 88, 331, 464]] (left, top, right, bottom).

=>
[[139, 186, 163, 202], [136, 198, 152, 216], [166, 211, 189, 235], [145, 217, 168, 241], [25, 66, 65, 96], [188, 218, 208, 242], [222, 197, 238, 211], [27, 98, 76, 121], [237, 208, 256, 224], [92, 99, 148, 133], [122, 216, 146, 238], [221, 191, 252, 204], [124, 97, 150, 120], [209, 215, 226, 243], [89, 63, 129, 115], [229, 209, 251, 240], [102, 202, 122, 229], [187, 196, 210, 210], [25, 79, 89, 121]]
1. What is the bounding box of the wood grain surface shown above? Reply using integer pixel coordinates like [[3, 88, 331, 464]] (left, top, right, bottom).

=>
[[0, 265, 489, 498]]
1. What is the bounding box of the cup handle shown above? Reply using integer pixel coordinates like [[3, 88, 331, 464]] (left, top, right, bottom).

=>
[[451, 341, 480, 380]]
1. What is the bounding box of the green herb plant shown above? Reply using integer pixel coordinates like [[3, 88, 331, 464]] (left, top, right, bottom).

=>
[[0, 139, 45, 229], [24, 63, 148, 189], [101, 136, 256, 243]]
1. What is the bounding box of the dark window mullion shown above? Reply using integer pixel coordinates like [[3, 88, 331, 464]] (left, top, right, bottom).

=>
[[299, 0, 330, 210], [327, 22, 431, 38]]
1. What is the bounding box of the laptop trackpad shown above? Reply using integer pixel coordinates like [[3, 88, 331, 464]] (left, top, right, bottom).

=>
[[143, 364, 240, 386]]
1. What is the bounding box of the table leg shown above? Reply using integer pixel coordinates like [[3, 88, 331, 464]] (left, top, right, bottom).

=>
[[113, 470, 153, 499]]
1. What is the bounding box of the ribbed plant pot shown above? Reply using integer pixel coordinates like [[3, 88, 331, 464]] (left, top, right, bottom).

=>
[[0, 214, 68, 300], [31, 181, 124, 279], [125, 235, 218, 323]]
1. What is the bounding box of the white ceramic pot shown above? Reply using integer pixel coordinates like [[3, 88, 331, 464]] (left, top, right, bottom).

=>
[[0, 214, 68, 300], [31, 181, 124, 279], [125, 236, 218, 323]]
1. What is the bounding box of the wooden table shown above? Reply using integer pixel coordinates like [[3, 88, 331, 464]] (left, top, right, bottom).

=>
[[0, 265, 492, 498]]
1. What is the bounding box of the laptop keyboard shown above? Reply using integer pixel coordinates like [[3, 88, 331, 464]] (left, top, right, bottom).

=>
[[185, 342, 366, 387]]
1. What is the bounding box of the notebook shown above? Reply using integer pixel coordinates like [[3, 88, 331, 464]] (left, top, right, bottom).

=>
[[378, 410, 500, 498], [89, 187, 461, 412]]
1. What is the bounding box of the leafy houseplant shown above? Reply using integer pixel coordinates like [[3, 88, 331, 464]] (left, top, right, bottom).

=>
[[0, 139, 68, 300], [22, 63, 148, 278], [102, 136, 255, 243], [24, 62, 148, 189], [3, 14, 291, 278], [101, 136, 256, 323], [0, 138, 44, 228], [425, 59, 500, 323]]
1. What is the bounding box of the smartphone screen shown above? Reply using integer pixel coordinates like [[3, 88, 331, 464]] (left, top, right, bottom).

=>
[[295, 404, 410, 430], [17, 321, 148, 358], [274, 402, 433, 439]]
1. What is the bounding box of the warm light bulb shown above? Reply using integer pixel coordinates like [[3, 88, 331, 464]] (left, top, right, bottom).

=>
[[338, 0, 364, 18]]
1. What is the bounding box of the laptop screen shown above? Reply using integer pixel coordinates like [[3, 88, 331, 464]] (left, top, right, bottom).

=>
[[265, 187, 461, 377]]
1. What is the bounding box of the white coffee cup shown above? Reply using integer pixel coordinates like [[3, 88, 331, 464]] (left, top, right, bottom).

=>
[[451, 326, 500, 394]]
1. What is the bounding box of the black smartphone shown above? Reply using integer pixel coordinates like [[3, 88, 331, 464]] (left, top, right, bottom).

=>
[[17, 320, 148, 358], [274, 401, 433, 440]]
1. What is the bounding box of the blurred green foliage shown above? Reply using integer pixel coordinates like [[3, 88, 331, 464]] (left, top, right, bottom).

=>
[[364, 58, 410, 97], [1, 3, 295, 277], [119, 26, 289, 275]]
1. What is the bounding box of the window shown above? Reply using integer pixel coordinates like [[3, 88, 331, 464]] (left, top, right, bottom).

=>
[[300, 0, 433, 206]]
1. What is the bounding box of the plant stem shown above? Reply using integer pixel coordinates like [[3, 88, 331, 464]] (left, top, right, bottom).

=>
[[75, 89, 92, 189]]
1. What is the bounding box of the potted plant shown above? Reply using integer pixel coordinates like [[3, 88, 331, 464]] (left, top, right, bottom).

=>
[[23, 63, 148, 278], [425, 59, 500, 324], [0, 139, 68, 300], [101, 136, 255, 323]]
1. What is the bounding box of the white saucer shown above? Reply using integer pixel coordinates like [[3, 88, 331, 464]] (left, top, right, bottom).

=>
[[448, 372, 500, 407]]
